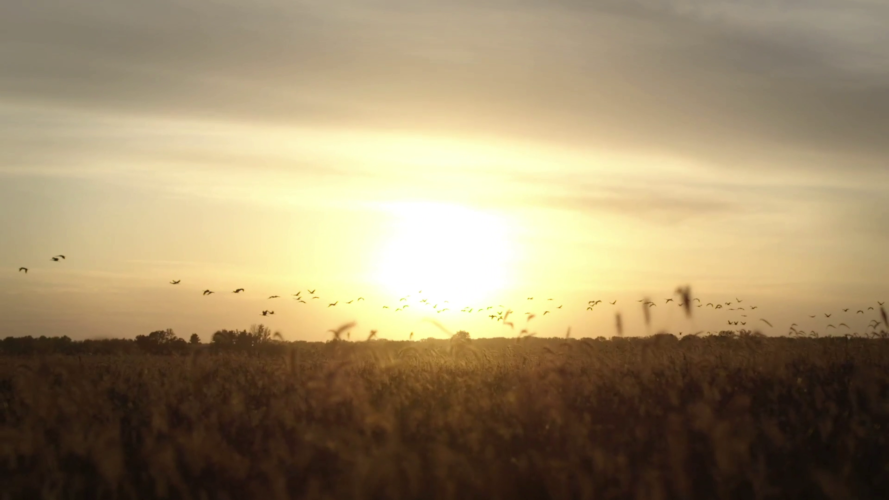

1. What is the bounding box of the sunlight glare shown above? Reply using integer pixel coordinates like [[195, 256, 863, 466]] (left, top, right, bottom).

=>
[[375, 202, 514, 305]]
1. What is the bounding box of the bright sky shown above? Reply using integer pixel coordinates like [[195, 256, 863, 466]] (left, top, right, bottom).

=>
[[2, 0, 888, 341]]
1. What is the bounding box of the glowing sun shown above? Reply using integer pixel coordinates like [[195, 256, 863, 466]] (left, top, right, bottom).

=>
[[375, 202, 514, 305]]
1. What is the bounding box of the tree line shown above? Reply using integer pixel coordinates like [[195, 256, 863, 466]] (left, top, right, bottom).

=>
[[0, 324, 288, 356]]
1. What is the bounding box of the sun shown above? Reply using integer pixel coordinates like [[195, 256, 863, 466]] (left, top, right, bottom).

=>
[[374, 201, 514, 305]]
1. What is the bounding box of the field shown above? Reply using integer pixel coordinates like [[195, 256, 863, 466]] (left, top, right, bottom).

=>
[[3, 335, 889, 500]]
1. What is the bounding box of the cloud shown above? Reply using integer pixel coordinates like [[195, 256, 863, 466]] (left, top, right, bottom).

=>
[[2, 0, 888, 176]]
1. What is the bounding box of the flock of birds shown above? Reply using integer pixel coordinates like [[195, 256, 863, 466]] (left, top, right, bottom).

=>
[[15, 255, 889, 339]]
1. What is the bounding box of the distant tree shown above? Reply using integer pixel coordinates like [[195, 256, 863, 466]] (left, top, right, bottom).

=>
[[135, 328, 188, 355], [189, 333, 201, 345]]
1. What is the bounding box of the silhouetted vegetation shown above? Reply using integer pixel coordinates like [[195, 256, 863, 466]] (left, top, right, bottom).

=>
[[2, 332, 889, 499]]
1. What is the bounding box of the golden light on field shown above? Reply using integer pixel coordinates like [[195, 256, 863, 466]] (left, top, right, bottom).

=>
[[374, 201, 515, 305]]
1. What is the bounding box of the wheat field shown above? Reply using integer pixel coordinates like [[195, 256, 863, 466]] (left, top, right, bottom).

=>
[[2, 334, 889, 500]]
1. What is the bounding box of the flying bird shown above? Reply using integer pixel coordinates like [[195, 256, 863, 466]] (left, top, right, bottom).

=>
[[268, 295, 279, 299], [610, 300, 617, 305], [328, 302, 338, 307], [857, 310, 864, 314], [170, 280, 180, 284], [51, 255, 66, 261], [665, 298, 673, 304], [347, 300, 354, 304], [262, 310, 269, 316], [308, 289, 316, 294], [843, 308, 849, 312], [203, 290, 214, 296], [543, 311, 550, 315], [233, 288, 245, 293], [19, 267, 28, 273], [760, 319, 773, 327], [825, 313, 832, 318], [357, 297, 365, 301]]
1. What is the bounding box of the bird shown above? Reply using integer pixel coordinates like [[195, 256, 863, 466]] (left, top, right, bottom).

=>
[[736, 298, 743, 303], [751, 306, 758, 310], [825, 313, 832, 318], [610, 300, 617, 305], [809, 315, 817, 318], [170, 279, 180, 284], [827, 324, 836, 329], [262, 310, 269, 316], [19, 267, 28, 273], [879, 302, 885, 306], [268, 295, 279, 299], [868, 307, 875, 311], [233, 288, 245, 293], [308, 289, 316, 294], [347, 300, 354, 304], [51, 257, 60, 262], [51, 255, 66, 261], [543, 311, 550, 315], [760, 319, 773, 327], [357, 297, 365, 301], [843, 308, 849, 312], [527, 297, 534, 300], [857, 310, 864, 314], [665, 298, 674, 304], [203, 290, 214, 296], [328, 302, 338, 307], [383, 306, 389, 309], [547, 298, 554, 301], [839, 323, 850, 329]]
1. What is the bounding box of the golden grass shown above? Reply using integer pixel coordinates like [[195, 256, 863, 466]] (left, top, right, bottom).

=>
[[3, 335, 889, 499]]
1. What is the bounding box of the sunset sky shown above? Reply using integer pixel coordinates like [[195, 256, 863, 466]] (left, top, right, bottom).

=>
[[2, 0, 888, 341]]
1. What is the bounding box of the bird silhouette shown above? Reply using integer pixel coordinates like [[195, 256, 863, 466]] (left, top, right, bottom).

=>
[[51, 255, 66, 261], [308, 289, 316, 294], [665, 298, 673, 304], [879, 302, 885, 306], [328, 302, 338, 307], [610, 300, 617, 305], [347, 300, 354, 304], [760, 319, 773, 327], [543, 311, 550, 315], [19, 267, 28, 273], [868, 307, 875, 310], [203, 290, 214, 296], [262, 310, 269, 316], [825, 313, 832, 318], [170, 280, 180, 284], [751, 306, 758, 310], [357, 297, 365, 301], [857, 310, 864, 314], [843, 308, 849, 312], [839, 323, 850, 329], [233, 288, 245, 293], [736, 298, 742, 303], [268, 295, 279, 299], [827, 324, 836, 329], [809, 315, 817, 318]]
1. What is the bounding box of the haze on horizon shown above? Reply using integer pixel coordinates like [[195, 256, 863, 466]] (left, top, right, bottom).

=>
[[2, 0, 888, 341]]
